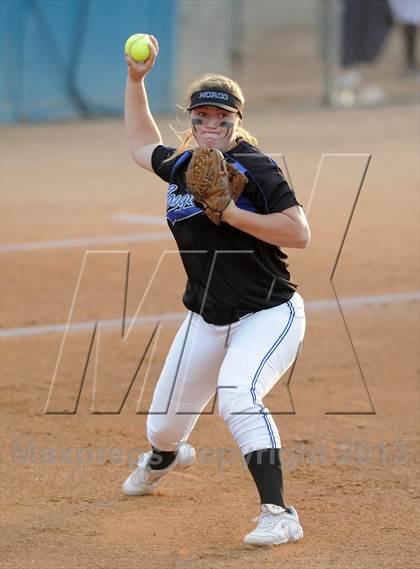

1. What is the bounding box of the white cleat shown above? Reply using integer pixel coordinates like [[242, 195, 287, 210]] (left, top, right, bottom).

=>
[[122, 442, 196, 496], [244, 504, 304, 546]]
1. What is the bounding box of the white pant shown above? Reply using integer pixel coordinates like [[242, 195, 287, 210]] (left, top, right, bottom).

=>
[[147, 292, 306, 456]]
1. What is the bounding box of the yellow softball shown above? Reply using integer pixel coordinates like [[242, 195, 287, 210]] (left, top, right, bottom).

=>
[[126, 34, 151, 63], [124, 34, 144, 55]]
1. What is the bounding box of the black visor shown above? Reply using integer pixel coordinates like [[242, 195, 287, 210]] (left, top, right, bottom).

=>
[[188, 89, 243, 118]]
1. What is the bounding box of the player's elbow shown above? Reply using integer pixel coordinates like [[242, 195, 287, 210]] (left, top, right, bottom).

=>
[[297, 225, 311, 248], [277, 209, 310, 249], [287, 224, 310, 249]]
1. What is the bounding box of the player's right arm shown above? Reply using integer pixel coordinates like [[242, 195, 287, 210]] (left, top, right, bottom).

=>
[[124, 35, 161, 172]]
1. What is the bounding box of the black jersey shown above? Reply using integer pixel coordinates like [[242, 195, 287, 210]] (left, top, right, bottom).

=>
[[151, 140, 300, 325]]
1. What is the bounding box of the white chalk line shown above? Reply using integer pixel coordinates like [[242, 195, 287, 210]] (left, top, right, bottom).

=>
[[0, 231, 171, 252], [1, 291, 418, 339], [0, 214, 170, 253]]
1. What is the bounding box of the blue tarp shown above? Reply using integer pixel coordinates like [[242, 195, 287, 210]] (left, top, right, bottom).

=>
[[0, 0, 177, 122]]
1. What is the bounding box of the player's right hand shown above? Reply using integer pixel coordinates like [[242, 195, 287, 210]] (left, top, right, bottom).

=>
[[125, 35, 159, 82]]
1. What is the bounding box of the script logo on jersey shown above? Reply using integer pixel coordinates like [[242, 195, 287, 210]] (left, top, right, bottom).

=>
[[166, 184, 202, 226]]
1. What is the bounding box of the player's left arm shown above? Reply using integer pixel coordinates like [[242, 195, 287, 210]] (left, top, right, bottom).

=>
[[222, 203, 310, 248]]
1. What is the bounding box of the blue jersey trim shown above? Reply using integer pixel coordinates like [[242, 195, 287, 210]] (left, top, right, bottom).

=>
[[173, 150, 192, 170], [167, 204, 203, 226], [236, 194, 258, 213], [230, 160, 248, 175], [226, 158, 258, 213]]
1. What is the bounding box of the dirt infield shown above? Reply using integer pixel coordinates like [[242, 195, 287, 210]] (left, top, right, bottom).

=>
[[1, 103, 419, 568]]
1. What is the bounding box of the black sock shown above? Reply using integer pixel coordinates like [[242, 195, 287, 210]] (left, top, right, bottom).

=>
[[150, 447, 177, 470], [245, 448, 286, 508]]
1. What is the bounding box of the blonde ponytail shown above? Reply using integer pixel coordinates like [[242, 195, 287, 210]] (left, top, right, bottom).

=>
[[235, 126, 258, 148]]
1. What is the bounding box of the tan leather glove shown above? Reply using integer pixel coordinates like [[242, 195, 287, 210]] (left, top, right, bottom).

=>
[[186, 148, 248, 225]]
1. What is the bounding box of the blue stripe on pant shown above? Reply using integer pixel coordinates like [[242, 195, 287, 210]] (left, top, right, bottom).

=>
[[249, 301, 295, 448]]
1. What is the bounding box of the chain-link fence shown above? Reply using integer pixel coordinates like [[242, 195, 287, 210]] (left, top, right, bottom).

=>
[[231, 0, 419, 110], [320, 0, 419, 107]]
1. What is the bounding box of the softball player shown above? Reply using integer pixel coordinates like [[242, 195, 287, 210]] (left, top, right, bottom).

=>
[[122, 36, 310, 547]]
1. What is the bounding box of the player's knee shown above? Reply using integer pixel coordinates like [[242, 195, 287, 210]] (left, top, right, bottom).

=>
[[218, 386, 254, 423]]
